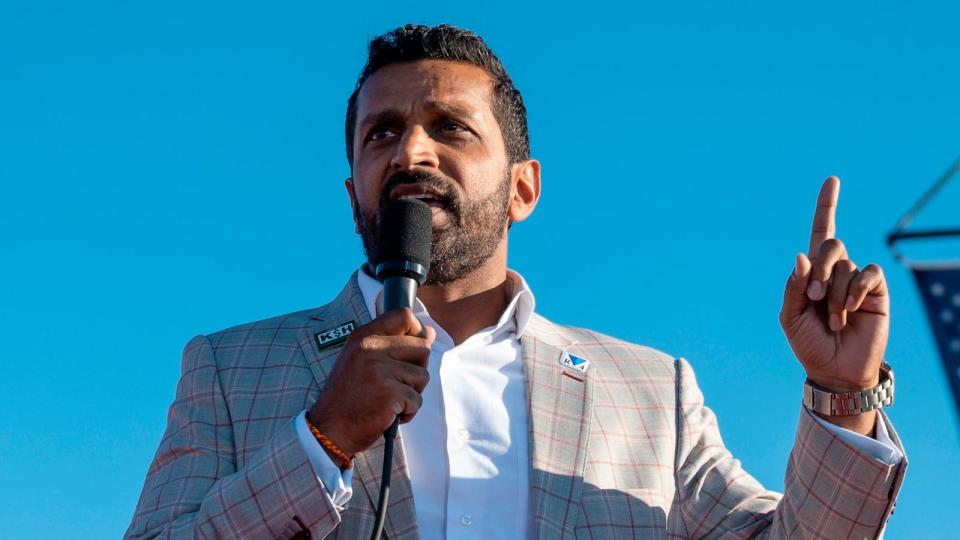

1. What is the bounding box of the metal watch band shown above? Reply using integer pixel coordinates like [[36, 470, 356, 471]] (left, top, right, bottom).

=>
[[803, 362, 895, 416]]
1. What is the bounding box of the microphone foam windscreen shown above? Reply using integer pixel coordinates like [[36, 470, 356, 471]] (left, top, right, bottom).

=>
[[375, 198, 432, 269]]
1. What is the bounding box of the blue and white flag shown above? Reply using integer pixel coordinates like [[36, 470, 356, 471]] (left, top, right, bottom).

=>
[[913, 265, 960, 419]]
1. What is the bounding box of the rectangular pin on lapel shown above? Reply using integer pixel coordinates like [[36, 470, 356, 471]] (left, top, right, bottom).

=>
[[560, 351, 590, 380], [315, 320, 357, 351]]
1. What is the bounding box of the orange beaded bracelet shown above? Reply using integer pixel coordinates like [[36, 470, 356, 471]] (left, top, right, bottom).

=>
[[305, 416, 354, 470]]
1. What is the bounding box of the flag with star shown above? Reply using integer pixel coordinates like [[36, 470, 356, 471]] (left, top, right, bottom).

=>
[[913, 264, 960, 419]]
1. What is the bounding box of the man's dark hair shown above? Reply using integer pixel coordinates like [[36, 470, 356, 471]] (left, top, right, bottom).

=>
[[345, 24, 530, 169]]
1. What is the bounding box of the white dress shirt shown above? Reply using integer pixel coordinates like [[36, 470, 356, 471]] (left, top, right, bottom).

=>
[[294, 267, 902, 538]]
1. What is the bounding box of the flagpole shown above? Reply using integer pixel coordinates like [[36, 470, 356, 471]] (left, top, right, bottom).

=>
[[887, 156, 960, 264]]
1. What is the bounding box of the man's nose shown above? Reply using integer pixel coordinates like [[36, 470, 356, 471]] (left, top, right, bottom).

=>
[[390, 125, 439, 171]]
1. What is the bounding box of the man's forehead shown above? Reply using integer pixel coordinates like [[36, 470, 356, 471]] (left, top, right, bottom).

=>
[[356, 60, 495, 122]]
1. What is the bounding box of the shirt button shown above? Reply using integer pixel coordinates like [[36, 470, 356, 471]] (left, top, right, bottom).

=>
[[459, 514, 472, 527], [457, 428, 470, 441]]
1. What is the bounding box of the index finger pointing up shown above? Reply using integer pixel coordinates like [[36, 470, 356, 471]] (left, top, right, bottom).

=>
[[808, 176, 840, 257]]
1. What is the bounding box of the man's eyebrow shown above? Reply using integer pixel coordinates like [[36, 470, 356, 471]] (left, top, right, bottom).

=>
[[359, 109, 405, 131], [359, 102, 482, 130], [425, 101, 481, 121]]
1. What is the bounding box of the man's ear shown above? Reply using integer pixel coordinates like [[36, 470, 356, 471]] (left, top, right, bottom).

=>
[[344, 177, 360, 234], [508, 159, 541, 224]]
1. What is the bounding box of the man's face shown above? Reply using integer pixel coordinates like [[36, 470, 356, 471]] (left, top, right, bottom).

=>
[[347, 60, 513, 285]]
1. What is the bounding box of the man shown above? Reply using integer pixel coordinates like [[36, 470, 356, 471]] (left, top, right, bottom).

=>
[[126, 24, 906, 539]]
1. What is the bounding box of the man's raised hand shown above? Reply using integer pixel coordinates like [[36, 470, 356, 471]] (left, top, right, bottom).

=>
[[779, 177, 890, 432]]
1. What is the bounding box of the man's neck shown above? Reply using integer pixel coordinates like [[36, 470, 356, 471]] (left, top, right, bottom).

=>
[[416, 250, 511, 346]]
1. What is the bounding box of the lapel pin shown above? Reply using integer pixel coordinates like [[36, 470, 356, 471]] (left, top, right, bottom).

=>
[[315, 320, 357, 351], [560, 351, 590, 375]]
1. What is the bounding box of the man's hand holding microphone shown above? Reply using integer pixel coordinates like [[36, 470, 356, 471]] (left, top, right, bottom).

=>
[[307, 308, 435, 461]]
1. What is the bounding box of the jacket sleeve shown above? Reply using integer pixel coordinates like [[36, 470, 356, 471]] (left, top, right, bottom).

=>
[[673, 358, 906, 539], [125, 335, 343, 539]]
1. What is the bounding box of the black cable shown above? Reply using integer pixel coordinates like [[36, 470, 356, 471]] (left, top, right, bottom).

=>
[[369, 416, 400, 540]]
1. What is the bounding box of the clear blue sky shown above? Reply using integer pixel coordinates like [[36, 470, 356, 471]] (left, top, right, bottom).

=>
[[2, 1, 958, 538]]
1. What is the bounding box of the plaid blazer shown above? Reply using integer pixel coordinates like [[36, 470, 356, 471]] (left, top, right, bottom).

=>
[[126, 272, 906, 539]]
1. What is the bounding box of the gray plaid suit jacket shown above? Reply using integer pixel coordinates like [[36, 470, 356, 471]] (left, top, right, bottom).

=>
[[126, 272, 906, 539]]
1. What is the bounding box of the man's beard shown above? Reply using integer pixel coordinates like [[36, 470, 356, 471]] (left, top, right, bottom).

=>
[[354, 169, 512, 285]]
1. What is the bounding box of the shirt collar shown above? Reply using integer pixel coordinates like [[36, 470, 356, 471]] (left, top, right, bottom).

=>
[[356, 265, 536, 338]]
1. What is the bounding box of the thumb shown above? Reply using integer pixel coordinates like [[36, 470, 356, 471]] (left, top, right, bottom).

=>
[[780, 252, 812, 326]]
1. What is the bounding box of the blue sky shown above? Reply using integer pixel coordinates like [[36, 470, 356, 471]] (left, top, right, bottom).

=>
[[2, 1, 959, 537]]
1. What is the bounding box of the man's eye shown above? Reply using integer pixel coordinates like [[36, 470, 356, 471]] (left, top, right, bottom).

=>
[[368, 128, 396, 141], [441, 121, 467, 132]]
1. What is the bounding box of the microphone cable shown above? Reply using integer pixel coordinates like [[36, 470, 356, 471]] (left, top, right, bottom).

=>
[[369, 418, 399, 540]]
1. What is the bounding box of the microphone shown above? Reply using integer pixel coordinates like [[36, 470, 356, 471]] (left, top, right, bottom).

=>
[[375, 198, 432, 311], [369, 197, 432, 540]]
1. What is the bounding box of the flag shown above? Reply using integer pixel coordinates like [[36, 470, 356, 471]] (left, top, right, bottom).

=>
[[913, 265, 960, 419]]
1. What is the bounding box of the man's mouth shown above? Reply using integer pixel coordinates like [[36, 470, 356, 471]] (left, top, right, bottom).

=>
[[388, 183, 447, 209]]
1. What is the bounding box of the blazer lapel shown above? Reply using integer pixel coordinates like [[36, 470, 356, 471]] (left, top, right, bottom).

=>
[[298, 270, 372, 384], [522, 316, 594, 539], [296, 271, 419, 539]]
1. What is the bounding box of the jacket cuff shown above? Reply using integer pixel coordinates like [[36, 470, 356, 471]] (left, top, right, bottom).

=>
[[202, 417, 342, 539], [786, 405, 907, 537]]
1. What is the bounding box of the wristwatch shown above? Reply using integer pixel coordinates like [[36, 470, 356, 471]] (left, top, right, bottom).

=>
[[803, 362, 895, 416]]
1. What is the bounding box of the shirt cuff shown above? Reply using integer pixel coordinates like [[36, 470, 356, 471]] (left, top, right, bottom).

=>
[[804, 406, 904, 465], [294, 410, 354, 509]]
